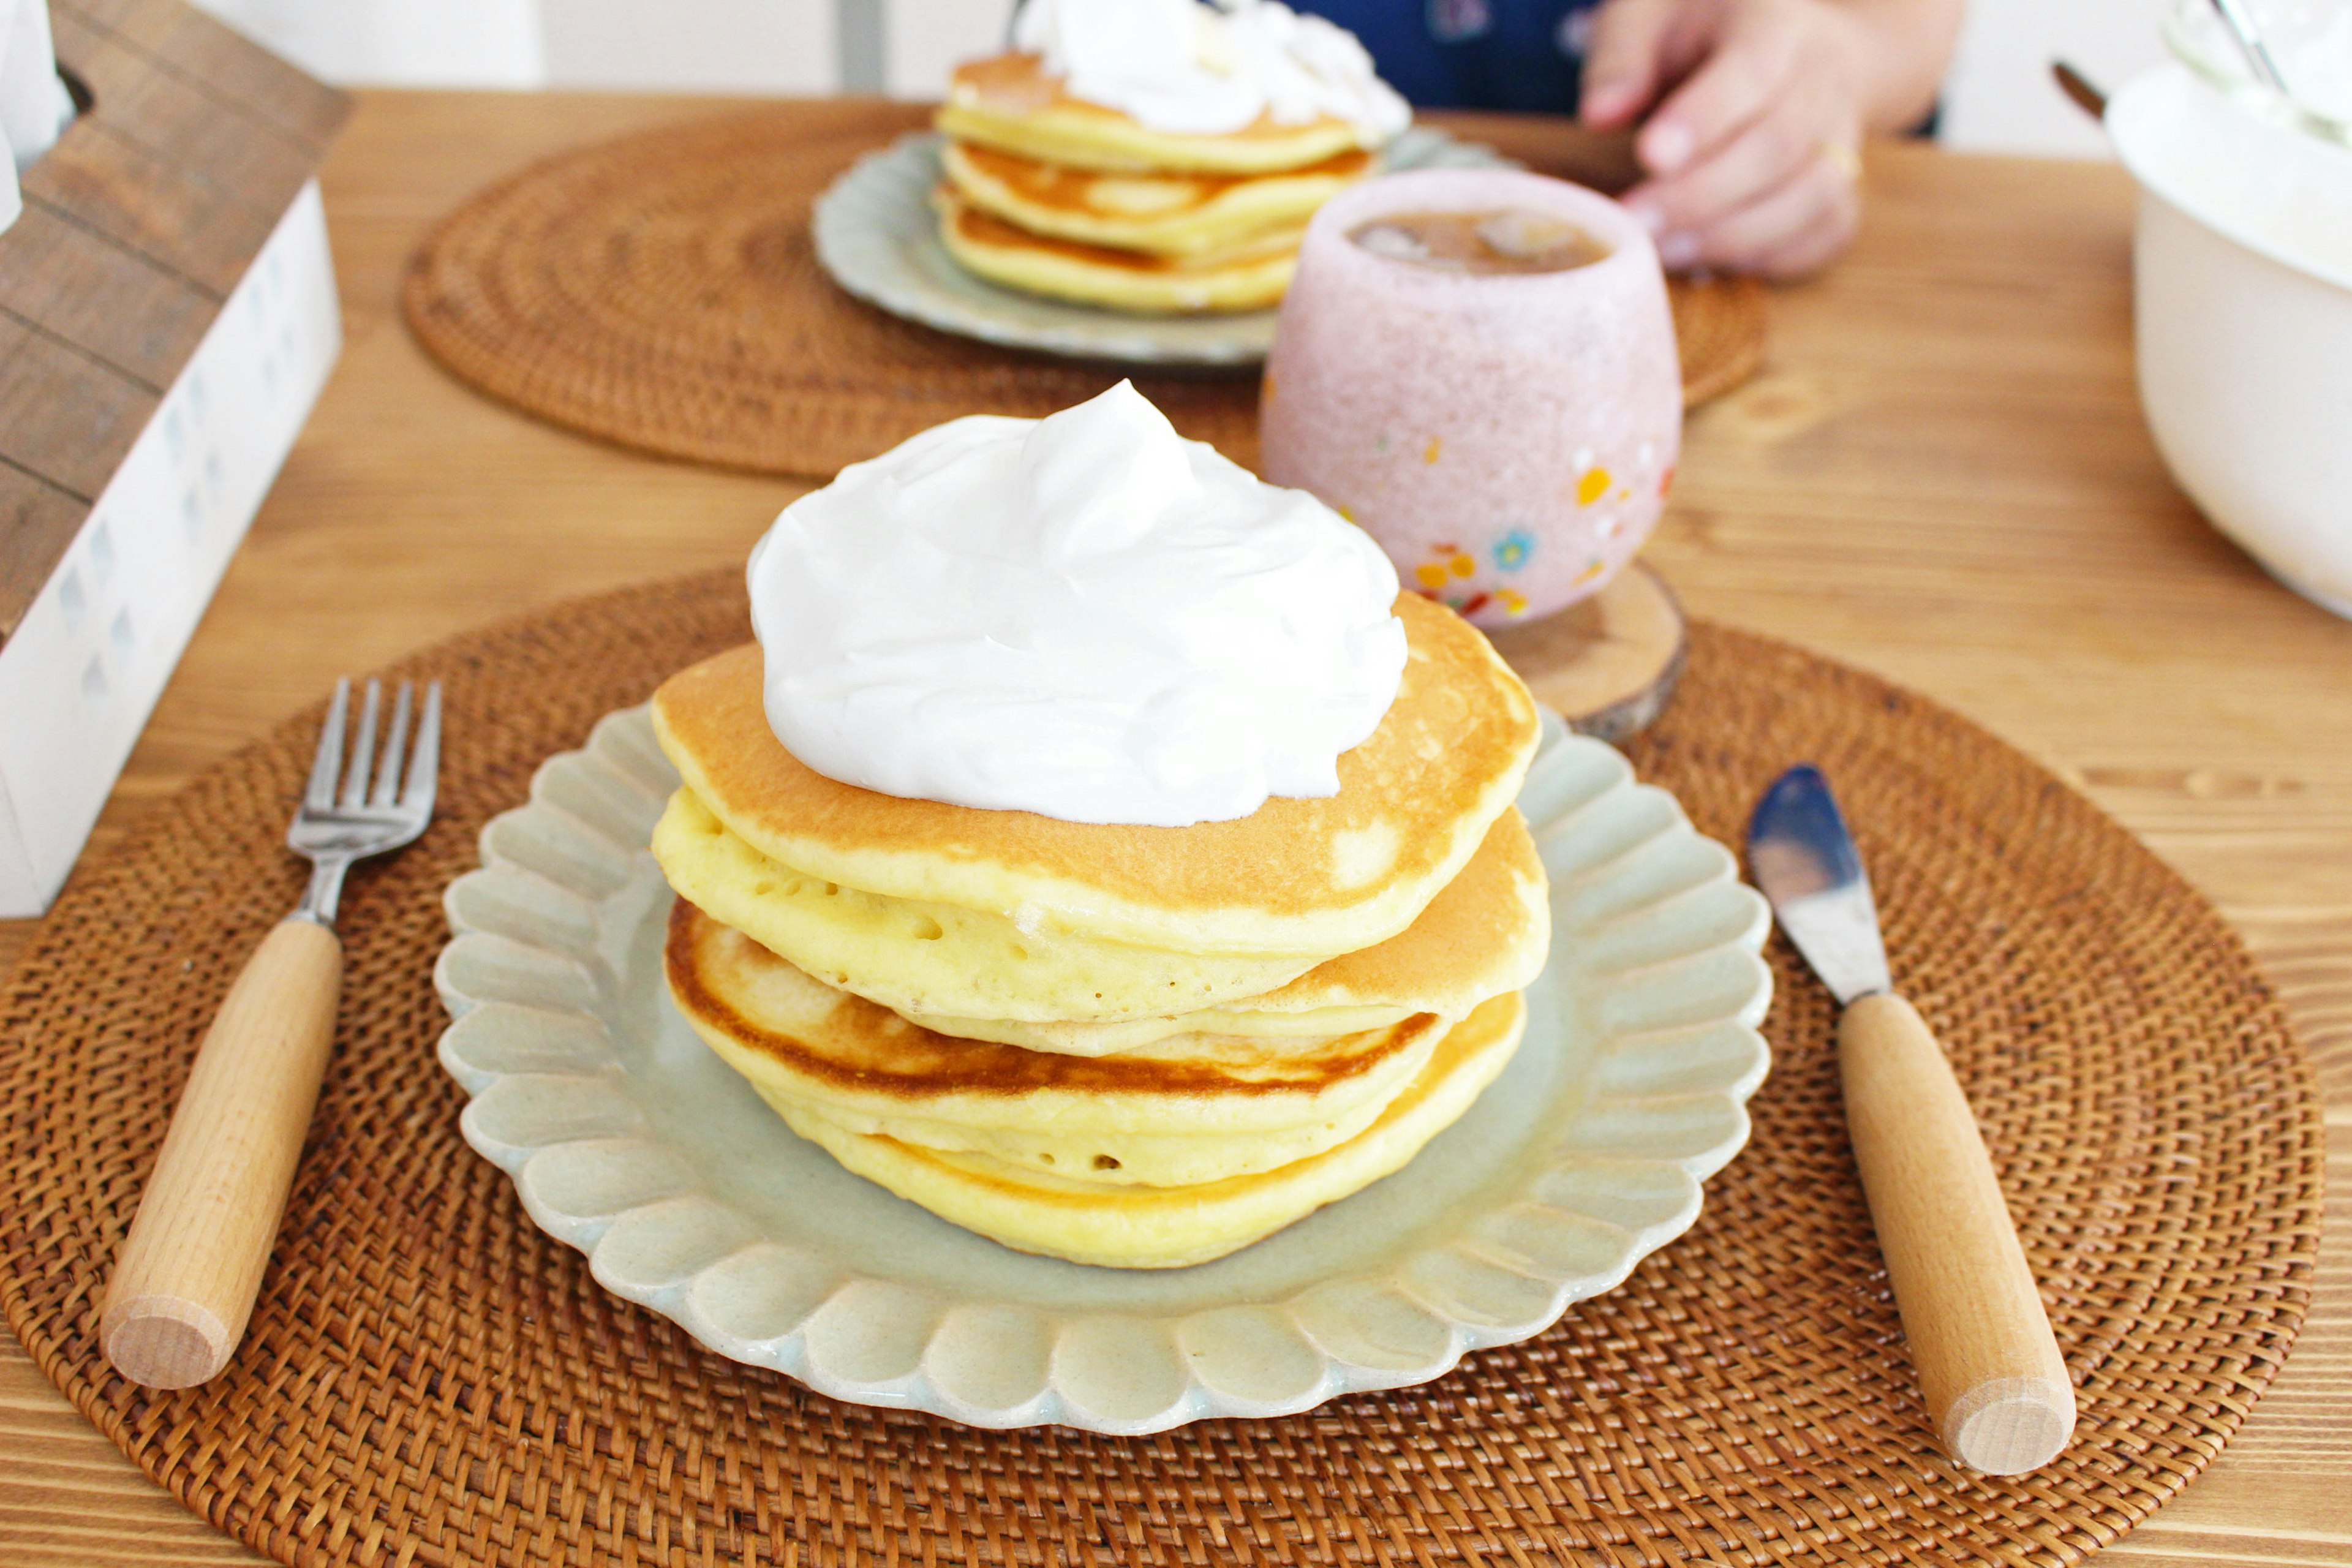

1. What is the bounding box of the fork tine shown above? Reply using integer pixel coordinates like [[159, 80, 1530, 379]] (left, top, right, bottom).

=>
[[341, 679, 380, 809], [401, 682, 442, 817], [370, 682, 413, 809], [306, 680, 349, 810]]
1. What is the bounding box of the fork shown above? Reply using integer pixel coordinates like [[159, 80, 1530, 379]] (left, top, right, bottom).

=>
[[99, 678, 441, 1389]]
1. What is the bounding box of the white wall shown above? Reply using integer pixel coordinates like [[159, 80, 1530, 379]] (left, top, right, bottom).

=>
[[1939, 0, 2173, 157], [884, 0, 1011, 98], [190, 0, 2176, 159], [190, 0, 548, 88], [190, 0, 837, 90], [541, 0, 835, 92]]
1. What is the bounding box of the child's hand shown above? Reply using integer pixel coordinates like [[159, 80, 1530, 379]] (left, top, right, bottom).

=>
[[1581, 0, 1956, 278]]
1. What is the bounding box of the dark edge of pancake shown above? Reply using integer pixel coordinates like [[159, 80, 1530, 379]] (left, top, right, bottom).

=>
[[953, 140, 1374, 203], [665, 898, 1441, 1101], [940, 189, 1300, 276]]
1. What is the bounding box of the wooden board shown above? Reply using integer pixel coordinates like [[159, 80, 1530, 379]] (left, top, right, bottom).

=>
[[0, 0, 347, 646], [1486, 560, 1687, 742], [0, 91, 2346, 1568]]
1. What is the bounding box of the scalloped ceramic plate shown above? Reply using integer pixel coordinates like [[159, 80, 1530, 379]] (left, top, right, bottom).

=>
[[812, 129, 1513, 366], [435, 708, 1771, 1433]]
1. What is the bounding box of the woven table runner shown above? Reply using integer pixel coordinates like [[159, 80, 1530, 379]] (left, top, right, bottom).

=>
[[0, 570, 2320, 1567], [402, 102, 1769, 479]]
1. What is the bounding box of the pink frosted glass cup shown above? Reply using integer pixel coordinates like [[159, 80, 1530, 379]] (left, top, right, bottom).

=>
[[1261, 168, 1681, 628]]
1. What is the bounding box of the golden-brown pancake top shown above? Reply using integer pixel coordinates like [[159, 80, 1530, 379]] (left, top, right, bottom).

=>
[[954, 52, 1350, 143], [940, 54, 1380, 176], [652, 593, 1540, 954], [668, 898, 1442, 1101]]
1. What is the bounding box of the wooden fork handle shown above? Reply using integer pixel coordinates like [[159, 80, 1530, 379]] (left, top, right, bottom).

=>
[[1840, 992, 2076, 1475], [100, 919, 342, 1389]]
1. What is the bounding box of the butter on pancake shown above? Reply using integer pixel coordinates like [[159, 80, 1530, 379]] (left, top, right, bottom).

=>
[[651, 592, 1539, 963], [937, 189, 1301, 314], [900, 807, 1549, 1055], [942, 140, 1372, 258], [771, 991, 1527, 1269], [941, 52, 1373, 176], [668, 900, 1444, 1188]]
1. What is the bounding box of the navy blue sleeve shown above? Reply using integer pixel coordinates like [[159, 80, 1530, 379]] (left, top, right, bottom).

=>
[[1291, 0, 1598, 114]]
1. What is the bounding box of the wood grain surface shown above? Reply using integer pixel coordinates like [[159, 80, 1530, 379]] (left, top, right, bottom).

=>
[[1, 90, 2346, 1567], [0, 0, 349, 639], [98, 917, 344, 1390], [1837, 992, 2078, 1477]]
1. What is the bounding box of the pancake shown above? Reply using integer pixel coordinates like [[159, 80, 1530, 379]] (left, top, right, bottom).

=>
[[651, 592, 1539, 962], [654, 787, 1322, 1021], [939, 52, 1376, 176], [902, 806, 1549, 1054], [776, 990, 1528, 1268], [937, 189, 1300, 314], [941, 139, 1373, 258], [668, 899, 1444, 1187]]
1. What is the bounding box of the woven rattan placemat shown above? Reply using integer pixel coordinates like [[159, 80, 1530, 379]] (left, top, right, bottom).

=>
[[402, 103, 1768, 479], [0, 570, 2320, 1567]]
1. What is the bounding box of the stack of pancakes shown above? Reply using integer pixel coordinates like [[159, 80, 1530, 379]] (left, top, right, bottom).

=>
[[931, 53, 1389, 314], [652, 594, 1547, 1268]]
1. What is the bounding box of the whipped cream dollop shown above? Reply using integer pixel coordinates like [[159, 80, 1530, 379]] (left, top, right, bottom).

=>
[[1011, 0, 1411, 141], [748, 382, 1408, 827]]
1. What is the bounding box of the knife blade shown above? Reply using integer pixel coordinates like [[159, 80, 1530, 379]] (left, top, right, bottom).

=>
[[1747, 764, 1890, 1005], [1748, 764, 2076, 1476]]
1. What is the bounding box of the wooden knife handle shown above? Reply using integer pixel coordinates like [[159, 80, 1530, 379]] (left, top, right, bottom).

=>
[[99, 919, 343, 1389], [1839, 992, 2075, 1475]]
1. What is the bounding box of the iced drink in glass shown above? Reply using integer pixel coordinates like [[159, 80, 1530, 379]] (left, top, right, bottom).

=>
[[1261, 168, 1680, 628]]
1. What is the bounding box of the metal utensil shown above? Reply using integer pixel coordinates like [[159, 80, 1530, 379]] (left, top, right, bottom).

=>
[[2207, 0, 2295, 96], [99, 678, 442, 1389], [1749, 765, 2075, 1476], [2051, 59, 2109, 120]]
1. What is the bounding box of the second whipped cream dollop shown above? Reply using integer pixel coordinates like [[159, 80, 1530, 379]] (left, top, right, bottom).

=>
[[749, 382, 1408, 827], [1012, 0, 1411, 141]]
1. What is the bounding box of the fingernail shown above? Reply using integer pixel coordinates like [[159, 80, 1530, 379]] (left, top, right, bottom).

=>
[[1657, 232, 1700, 268], [1623, 197, 1666, 236], [1645, 121, 1695, 173]]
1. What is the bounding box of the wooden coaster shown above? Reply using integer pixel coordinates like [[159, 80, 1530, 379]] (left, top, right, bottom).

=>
[[402, 104, 1769, 480], [1484, 560, 1687, 742], [0, 568, 2320, 1568], [1671, 274, 1770, 409]]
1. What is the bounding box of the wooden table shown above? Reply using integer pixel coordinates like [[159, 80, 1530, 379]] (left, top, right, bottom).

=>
[[1, 90, 2345, 1568]]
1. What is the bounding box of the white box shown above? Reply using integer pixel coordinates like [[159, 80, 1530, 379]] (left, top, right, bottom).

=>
[[0, 178, 340, 916]]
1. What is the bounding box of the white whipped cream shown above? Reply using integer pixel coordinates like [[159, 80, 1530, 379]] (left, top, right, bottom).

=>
[[748, 382, 1408, 827], [1011, 0, 1411, 142]]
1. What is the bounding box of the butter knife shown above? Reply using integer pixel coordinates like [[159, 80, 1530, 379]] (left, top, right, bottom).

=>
[[1749, 765, 2075, 1476]]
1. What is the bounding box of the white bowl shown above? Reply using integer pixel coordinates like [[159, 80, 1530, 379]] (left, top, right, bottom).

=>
[[2107, 64, 2352, 617], [2162, 0, 2352, 145]]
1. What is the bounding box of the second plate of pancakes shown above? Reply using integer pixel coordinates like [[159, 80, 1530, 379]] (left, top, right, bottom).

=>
[[813, 127, 1511, 366], [437, 706, 1773, 1433]]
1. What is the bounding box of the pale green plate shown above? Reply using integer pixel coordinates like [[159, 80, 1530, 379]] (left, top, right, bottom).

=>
[[812, 128, 1513, 367], [435, 707, 1771, 1434]]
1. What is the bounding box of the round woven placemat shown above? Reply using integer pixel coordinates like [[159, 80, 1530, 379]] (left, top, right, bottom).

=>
[[0, 571, 2320, 1568], [402, 103, 1769, 479]]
